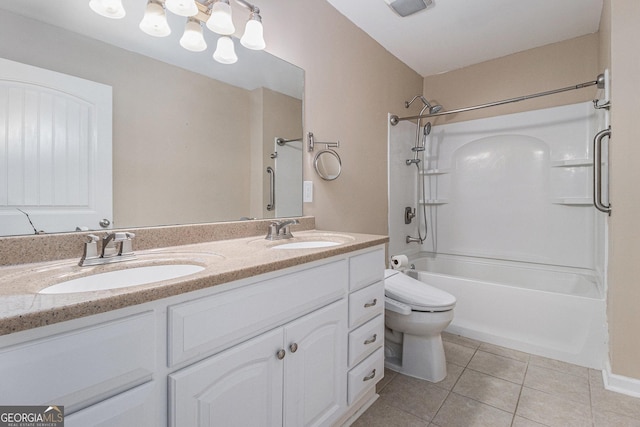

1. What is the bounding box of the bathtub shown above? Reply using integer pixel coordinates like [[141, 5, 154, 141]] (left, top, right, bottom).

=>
[[407, 253, 607, 369]]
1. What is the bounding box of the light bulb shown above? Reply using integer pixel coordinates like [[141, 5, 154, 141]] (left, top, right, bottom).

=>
[[89, 0, 126, 19], [213, 36, 238, 64], [206, 0, 235, 35], [139, 0, 171, 37], [240, 14, 265, 50], [180, 18, 207, 52], [165, 0, 198, 17]]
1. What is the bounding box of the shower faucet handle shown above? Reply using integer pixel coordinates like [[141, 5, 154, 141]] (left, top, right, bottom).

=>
[[405, 207, 416, 224]]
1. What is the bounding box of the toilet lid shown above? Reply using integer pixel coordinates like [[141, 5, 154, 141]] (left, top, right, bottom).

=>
[[384, 269, 456, 311]]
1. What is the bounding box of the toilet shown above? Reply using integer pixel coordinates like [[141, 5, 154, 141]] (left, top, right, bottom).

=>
[[384, 269, 456, 382]]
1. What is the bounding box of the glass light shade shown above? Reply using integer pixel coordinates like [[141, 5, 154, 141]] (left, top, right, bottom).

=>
[[180, 19, 207, 52], [89, 0, 126, 19], [139, 0, 171, 37], [213, 36, 238, 64], [206, 1, 235, 35], [240, 18, 265, 50], [165, 0, 198, 17]]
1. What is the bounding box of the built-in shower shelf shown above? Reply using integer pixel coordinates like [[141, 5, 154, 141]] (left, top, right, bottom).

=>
[[551, 198, 593, 205], [422, 169, 450, 175], [551, 159, 592, 167], [420, 199, 449, 205]]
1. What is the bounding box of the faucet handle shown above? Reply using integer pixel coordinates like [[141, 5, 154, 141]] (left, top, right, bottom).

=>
[[85, 234, 99, 243]]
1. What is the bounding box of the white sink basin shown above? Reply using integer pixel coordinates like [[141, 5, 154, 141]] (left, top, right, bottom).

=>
[[272, 241, 342, 249], [39, 264, 205, 294]]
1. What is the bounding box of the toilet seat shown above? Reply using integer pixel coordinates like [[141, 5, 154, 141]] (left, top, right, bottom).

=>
[[384, 269, 456, 312]]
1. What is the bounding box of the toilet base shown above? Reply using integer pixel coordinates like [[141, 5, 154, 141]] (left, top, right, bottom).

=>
[[384, 333, 447, 383]]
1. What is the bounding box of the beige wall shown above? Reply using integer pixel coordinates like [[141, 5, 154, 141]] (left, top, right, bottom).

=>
[[606, 0, 640, 380], [259, 0, 424, 234], [422, 34, 600, 124]]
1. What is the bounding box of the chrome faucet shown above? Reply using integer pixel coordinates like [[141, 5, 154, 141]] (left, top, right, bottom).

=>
[[406, 235, 423, 244], [79, 231, 136, 266], [265, 219, 299, 240]]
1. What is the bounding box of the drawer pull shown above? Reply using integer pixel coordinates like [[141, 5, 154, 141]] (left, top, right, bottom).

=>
[[289, 343, 298, 353], [364, 298, 378, 308], [363, 369, 376, 382], [276, 349, 286, 360], [363, 334, 377, 345]]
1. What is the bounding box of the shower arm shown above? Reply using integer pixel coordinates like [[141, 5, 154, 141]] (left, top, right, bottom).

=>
[[390, 74, 605, 125]]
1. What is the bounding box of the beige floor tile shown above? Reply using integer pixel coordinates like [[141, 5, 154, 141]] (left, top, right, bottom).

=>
[[431, 392, 513, 427], [592, 409, 640, 427], [468, 350, 527, 384], [444, 341, 476, 367], [524, 364, 591, 405], [591, 382, 640, 419], [434, 362, 464, 391], [379, 373, 449, 421], [351, 399, 430, 427], [528, 354, 589, 378], [377, 367, 398, 393], [512, 416, 549, 426], [453, 368, 521, 413], [442, 332, 482, 349], [478, 342, 530, 363], [589, 368, 605, 388], [516, 387, 592, 427]]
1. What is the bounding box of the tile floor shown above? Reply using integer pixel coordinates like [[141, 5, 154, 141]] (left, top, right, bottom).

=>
[[352, 332, 640, 427]]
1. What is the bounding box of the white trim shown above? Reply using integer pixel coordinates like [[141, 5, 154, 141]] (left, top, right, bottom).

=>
[[603, 360, 640, 398]]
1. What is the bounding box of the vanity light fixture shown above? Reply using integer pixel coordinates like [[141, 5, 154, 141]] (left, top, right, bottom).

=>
[[89, 0, 266, 64], [139, 0, 171, 37], [207, 0, 235, 35], [165, 0, 199, 17], [180, 17, 208, 51], [89, 0, 126, 19], [213, 36, 238, 64]]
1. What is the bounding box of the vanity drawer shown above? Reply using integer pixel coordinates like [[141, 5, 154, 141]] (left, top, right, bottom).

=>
[[349, 248, 384, 292], [347, 347, 384, 405], [348, 280, 384, 328], [348, 314, 384, 367], [168, 260, 347, 367], [0, 312, 155, 414]]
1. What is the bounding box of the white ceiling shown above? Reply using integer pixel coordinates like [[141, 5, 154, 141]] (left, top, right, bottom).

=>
[[326, 0, 604, 77]]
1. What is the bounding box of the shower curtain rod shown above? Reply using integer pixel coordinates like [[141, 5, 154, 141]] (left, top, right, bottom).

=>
[[389, 73, 605, 126]]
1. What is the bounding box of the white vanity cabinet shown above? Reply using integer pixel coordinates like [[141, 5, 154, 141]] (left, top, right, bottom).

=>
[[345, 250, 385, 407], [0, 244, 386, 427], [169, 300, 347, 427]]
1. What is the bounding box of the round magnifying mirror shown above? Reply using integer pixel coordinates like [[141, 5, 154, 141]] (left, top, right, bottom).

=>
[[314, 149, 342, 181]]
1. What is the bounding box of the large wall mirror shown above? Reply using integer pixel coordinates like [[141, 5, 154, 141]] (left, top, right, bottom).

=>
[[0, 1, 303, 237]]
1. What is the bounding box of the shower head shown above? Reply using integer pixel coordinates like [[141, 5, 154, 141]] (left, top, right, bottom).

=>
[[429, 104, 443, 114], [405, 95, 444, 116], [384, 0, 433, 17]]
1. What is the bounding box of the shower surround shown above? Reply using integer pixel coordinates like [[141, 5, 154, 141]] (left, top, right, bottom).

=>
[[387, 102, 608, 368]]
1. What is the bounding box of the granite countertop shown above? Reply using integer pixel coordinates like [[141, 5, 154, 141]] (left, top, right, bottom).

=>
[[0, 230, 388, 336]]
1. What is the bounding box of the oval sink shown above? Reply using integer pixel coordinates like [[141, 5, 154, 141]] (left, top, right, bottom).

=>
[[272, 241, 342, 249], [39, 264, 205, 294]]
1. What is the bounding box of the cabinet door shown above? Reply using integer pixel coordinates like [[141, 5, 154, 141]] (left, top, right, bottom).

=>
[[283, 300, 347, 427], [169, 328, 284, 427]]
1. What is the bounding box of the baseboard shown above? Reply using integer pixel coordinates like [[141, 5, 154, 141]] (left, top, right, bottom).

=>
[[603, 360, 640, 398]]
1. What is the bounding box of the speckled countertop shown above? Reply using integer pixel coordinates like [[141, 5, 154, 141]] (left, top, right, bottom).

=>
[[0, 230, 388, 336]]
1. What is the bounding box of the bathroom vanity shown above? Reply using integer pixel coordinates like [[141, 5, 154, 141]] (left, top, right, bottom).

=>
[[0, 226, 386, 426]]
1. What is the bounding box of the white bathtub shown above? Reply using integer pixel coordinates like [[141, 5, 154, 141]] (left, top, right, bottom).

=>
[[407, 253, 607, 369]]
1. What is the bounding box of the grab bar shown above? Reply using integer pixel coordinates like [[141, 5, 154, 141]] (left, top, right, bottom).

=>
[[593, 127, 611, 215], [267, 166, 275, 211]]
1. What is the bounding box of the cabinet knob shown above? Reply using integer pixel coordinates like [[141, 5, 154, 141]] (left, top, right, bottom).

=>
[[363, 369, 377, 382], [276, 349, 286, 360], [364, 298, 378, 308], [289, 343, 298, 353], [363, 334, 377, 345]]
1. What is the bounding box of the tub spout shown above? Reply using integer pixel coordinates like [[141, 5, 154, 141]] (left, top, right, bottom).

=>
[[406, 235, 422, 244]]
